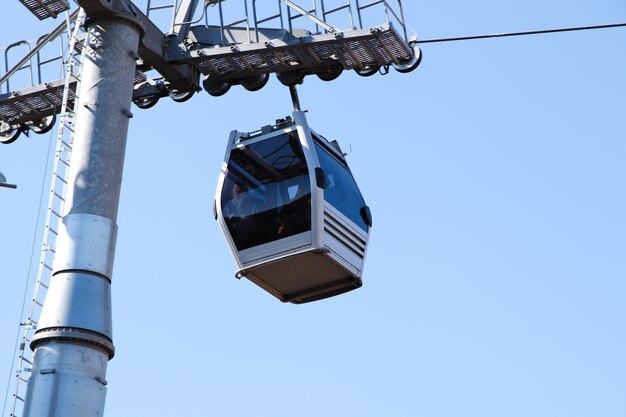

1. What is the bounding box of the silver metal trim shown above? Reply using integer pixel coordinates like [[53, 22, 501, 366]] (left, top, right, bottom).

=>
[[53, 213, 118, 278]]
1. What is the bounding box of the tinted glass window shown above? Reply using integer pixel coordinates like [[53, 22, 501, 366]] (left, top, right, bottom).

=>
[[221, 132, 311, 251], [314, 141, 368, 231]]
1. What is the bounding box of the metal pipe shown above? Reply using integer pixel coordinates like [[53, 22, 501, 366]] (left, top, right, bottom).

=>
[[252, 0, 260, 43], [397, 0, 408, 41], [244, 0, 251, 43], [355, 0, 363, 29], [278, 0, 284, 31], [23, 15, 141, 417], [289, 85, 301, 111]]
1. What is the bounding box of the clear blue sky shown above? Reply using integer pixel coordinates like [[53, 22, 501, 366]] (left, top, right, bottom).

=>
[[1, 1, 625, 416]]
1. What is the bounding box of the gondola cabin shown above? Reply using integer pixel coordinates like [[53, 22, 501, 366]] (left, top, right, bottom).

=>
[[215, 110, 372, 304]]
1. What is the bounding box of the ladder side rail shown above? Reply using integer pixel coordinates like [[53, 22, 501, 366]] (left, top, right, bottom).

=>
[[0, 8, 79, 92]]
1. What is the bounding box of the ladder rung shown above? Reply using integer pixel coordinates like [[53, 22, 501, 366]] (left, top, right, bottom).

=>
[[20, 357, 33, 366], [39, 281, 49, 289], [15, 394, 25, 402], [34, 299, 44, 307], [18, 375, 29, 383], [51, 209, 63, 218], [43, 262, 53, 271], [53, 191, 65, 201]]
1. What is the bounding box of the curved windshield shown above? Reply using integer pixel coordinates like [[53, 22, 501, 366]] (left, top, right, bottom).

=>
[[221, 131, 311, 251], [314, 140, 368, 231]]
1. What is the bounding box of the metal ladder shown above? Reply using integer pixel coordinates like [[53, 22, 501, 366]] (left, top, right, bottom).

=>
[[6, 9, 86, 417]]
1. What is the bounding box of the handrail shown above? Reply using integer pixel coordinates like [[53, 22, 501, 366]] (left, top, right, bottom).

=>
[[3, 41, 32, 93], [0, 8, 79, 90]]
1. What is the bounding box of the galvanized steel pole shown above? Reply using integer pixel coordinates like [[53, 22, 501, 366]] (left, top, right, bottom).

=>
[[23, 16, 140, 417]]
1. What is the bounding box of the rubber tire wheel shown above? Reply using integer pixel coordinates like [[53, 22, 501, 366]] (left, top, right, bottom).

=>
[[276, 71, 304, 87], [133, 96, 160, 109], [169, 90, 195, 103], [317, 66, 343, 81], [241, 73, 270, 92], [355, 65, 379, 77], [393, 44, 422, 74], [30, 114, 56, 135], [203, 75, 231, 97], [0, 121, 21, 144]]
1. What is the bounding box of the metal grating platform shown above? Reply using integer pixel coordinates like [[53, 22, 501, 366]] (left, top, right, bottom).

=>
[[18, 0, 70, 20], [0, 77, 77, 126], [183, 24, 414, 79]]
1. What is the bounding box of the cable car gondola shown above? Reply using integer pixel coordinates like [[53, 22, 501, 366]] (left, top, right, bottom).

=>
[[214, 109, 372, 304]]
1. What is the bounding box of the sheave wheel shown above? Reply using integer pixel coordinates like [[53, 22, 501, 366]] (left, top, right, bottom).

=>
[[355, 65, 379, 77], [276, 71, 304, 87], [0, 121, 21, 144], [29, 114, 56, 135], [241, 73, 270, 92], [133, 95, 160, 109], [203, 75, 231, 97], [317, 66, 343, 82], [393, 44, 422, 74], [169, 90, 195, 103]]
